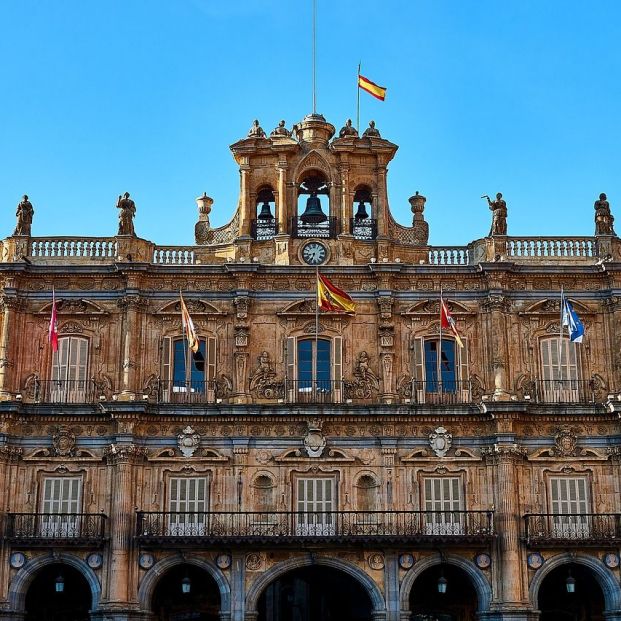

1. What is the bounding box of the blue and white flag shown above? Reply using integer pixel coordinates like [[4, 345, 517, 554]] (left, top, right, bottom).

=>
[[562, 298, 585, 343]]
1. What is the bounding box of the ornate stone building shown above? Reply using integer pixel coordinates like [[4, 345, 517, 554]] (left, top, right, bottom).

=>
[[0, 113, 620, 621]]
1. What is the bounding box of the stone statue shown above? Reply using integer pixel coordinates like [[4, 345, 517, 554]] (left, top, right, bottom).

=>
[[483, 192, 507, 236], [249, 351, 283, 399], [13, 195, 34, 236], [363, 120, 381, 138], [116, 192, 136, 236], [594, 193, 615, 236], [247, 119, 266, 138], [338, 119, 358, 138], [270, 120, 291, 137]]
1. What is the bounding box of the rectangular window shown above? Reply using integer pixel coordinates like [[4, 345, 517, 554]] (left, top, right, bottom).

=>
[[296, 477, 336, 536], [168, 477, 209, 536], [423, 477, 463, 535], [51, 337, 88, 403], [41, 477, 82, 537], [550, 477, 590, 538], [540, 338, 580, 401]]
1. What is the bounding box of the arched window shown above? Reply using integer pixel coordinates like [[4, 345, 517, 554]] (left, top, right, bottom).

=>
[[253, 475, 275, 514], [252, 186, 277, 241], [352, 185, 376, 240], [355, 475, 378, 512], [411, 336, 469, 404], [539, 337, 581, 402], [51, 336, 89, 403], [286, 336, 343, 403], [295, 173, 334, 238]]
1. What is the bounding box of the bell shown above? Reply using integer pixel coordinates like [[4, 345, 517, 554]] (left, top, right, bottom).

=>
[[300, 192, 327, 224], [257, 200, 274, 220], [354, 200, 369, 220]]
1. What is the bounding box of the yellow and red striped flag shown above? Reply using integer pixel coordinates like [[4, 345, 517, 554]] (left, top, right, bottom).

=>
[[180, 292, 205, 371], [358, 74, 387, 101], [440, 298, 464, 348], [317, 273, 356, 314]]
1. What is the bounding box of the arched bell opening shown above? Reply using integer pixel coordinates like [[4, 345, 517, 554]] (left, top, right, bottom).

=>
[[151, 562, 222, 621], [351, 185, 376, 240], [537, 562, 605, 620], [24, 562, 92, 621], [294, 173, 335, 239], [257, 565, 374, 621], [409, 563, 478, 621], [252, 186, 278, 241]]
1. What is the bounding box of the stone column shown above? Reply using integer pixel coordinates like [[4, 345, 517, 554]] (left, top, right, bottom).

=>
[[383, 551, 400, 621], [339, 163, 351, 234], [375, 165, 388, 238], [230, 551, 246, 621], [0, 295, 21, 400], [117, 295, 146, 400], [482, 294, 513, 400], [239, 162, 252, 238], [276, 162, 288, 234]]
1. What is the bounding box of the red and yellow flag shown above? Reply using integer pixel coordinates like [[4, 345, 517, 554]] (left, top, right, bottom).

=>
[[440, 299, 464, 348], [180, 292, 199, 353], [358, 74, 387, 101], [317, 273, 356, 314]]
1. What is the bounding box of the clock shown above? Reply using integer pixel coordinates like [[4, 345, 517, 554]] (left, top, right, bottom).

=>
[[10, 552, 26, 569], [301, 241, 328, 266]]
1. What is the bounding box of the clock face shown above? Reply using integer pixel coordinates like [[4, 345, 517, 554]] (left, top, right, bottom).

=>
[[302, 241, 327, 266]]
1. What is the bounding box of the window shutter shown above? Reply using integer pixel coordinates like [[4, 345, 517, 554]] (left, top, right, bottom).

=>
[[459, 337, 469, 400], [412, 337, 424, 403], [286, 336, 296, 401], [333, 336, 343, 402], [42, 477, 81, 513], [207, 337, 216, 382], [161, 337, 171, 401]]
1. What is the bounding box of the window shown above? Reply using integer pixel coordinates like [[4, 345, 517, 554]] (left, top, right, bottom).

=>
[[423, 477, 463, 535], [161, 336, 216, 402], [168, 477, 209, 536], [411, 337, 468, 403], [41, 477, 82, 537], [540, 338, 580, 401], [296, 477, 336, 536], [550, 477, 590, 538], [286, 336, 342, 403], [51, 336, 88, 403]]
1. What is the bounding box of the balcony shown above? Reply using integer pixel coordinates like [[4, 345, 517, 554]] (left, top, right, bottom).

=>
[[6, 513, 107, 547], [529, 379, 600, 404], [523, 513, 621, 547], [155, 380, 219, 404], [23, 379, 102, 404], [400, 380, 474, 405], [136, 510, 494, 547], [291, 216, 339, 239]]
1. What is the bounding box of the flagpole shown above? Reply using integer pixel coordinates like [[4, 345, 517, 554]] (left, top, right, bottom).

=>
[[438, 286, 443, 395], [180, 291, 190, 392], [315, 266, 320, 400], [558, 287, 564, 384], [357, 62, 361, 132], [312, 0, 317, 114]]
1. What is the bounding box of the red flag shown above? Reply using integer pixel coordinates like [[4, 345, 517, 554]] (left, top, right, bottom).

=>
[[48, 288, 58, 352], [440, 299, 463, 348], [317, 273, 356, 314]]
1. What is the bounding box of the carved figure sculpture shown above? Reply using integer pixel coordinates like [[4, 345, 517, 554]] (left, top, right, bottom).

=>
[[483, 192, 507, 236], [248, 119, 266, 138], [116, 192, 136, 236], [363, 120, 381, 138], [594, 193, 615, 236], [13, 195, 33, 236], [270, 120, 292, 137], [338, 119, 358, 138], [249, 351, 283, 399], [345, 351, 380, 399]]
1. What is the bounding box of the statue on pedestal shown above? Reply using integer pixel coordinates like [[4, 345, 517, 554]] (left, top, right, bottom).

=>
[[116, 192, 136, 236], [363, 120, 381, 138], [594, 193, 615, 236], [483, 192, 507, 236], [13, 195, 34, 236], [247, 120, 266, 138], [270, 120, 292, 137], [338, 119, 358, 138]]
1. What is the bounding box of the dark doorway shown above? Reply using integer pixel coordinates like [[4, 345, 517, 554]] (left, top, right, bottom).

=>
[[409, 564, 478, 621], [538, 563, 604, 621], [152, 563, 221, 621], [258, 565, 373, 621], [25, 562, 91, 621]]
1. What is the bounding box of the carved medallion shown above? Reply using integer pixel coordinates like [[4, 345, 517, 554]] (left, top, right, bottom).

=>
[[177, 426, 200, 458], [52, 426, 76, 457], [367, 553, 385, 570], [429, 427, 452, 458], [304, 419, 326, 458], [554, 427, 577, 457]]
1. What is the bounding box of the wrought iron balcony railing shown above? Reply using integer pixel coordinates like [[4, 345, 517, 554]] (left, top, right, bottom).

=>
[[530, 379, 599, 404], [23, 379, 102, 404], [155, 379, 219, 404], [251, 218, 279, 241], [291, 216, 339, 239], [136, 510, 494, 546], [350, 218, 377, 241], [284, 379, 345, 404], [7, 513, 107, 546], [400, 380, 474, 405], [524, 513, 621, 546]]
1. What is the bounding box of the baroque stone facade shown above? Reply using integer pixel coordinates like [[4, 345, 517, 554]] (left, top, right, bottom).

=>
[[0, 113, 620, 620]]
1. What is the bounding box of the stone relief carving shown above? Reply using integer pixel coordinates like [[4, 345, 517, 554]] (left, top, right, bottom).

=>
[[429, 426, 452, 458], [344, 351, 380, 400], [304, 419, 327, 458], [52, 426, 76, 457], [553, 426, 578, 457], [249, 351, 284, 399], [214, 374, 233, 400], [177, 426, 200, 458]]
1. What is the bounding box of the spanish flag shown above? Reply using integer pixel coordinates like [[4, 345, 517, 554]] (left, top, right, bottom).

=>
[[358, 74, 387, 101], [317, 273, 356, 314], [180, 292, 205, 371]]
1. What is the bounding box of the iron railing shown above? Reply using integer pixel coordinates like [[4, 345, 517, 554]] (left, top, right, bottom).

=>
[[291, 216, 339, 239], [25, 379, 101, 404], [531, 379, 598, 403], [155, 380, 219, 404], [136, 510, 494, 545], [350, 218, 377, 240], [524, 513, 621, 546], [402, 380, 473, 405], [7, 513, 107, 546], [284, 379, 345, 404], [251, 219, 279, 241]]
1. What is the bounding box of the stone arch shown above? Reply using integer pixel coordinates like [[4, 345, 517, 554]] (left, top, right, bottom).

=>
[[245, 556, 386, 616], [528, 552, 621, 614], [293, 150, 333, 185], [138, 554, 231, 617], [8, 552, 101, 613], [399, 553, 492, 615]]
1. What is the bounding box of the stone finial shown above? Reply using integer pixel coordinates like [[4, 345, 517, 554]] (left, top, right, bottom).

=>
[[247, 119, 266, 138], [363, 120, 381, 138], [338, 119, 358, 138], [270, 120, 292, 137], [195, 193, 213, 244], [595, 192, 615, 236], [482, 192, 507, 236], [409, 192, 429, 245], [13, 195, 34, 236], [116, 192, 136, 237]]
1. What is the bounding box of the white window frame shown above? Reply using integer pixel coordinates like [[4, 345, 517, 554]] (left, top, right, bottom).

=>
[[40, 477, 82, 537], [295, 477, 337, 536], [51, 336, 89, 403], [168, 477, 209, 536], [549, 476, 590, 539], [540, 337, 580, 402], [423, 476, 464, 535]]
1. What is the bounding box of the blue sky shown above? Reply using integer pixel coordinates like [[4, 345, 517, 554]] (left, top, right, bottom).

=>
[[1, 0, 620, 246]]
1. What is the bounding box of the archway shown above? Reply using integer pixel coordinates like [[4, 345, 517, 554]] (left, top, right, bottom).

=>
[[408, 563, 478, 621], [150, 562, 222, 621], [257, 565, 373, 621], [24, 562, 92, 621]]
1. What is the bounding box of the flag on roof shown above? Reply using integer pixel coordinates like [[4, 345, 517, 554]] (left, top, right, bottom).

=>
[[317, 273, 356, 314], [358, 74, 387, 101]]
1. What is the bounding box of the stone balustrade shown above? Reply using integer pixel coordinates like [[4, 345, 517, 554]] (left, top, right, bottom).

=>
[[428, 246, 471, 265], [507, 237, 597, 259], [30, 237, 117, 258], [152, 246, 196, 265]]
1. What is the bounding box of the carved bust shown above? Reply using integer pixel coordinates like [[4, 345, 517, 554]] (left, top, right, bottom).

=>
[[338, 119, 358, 138], [247, 119, 266, 138], [363, 120, 381, 138], [270, 120, 291, 137]]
